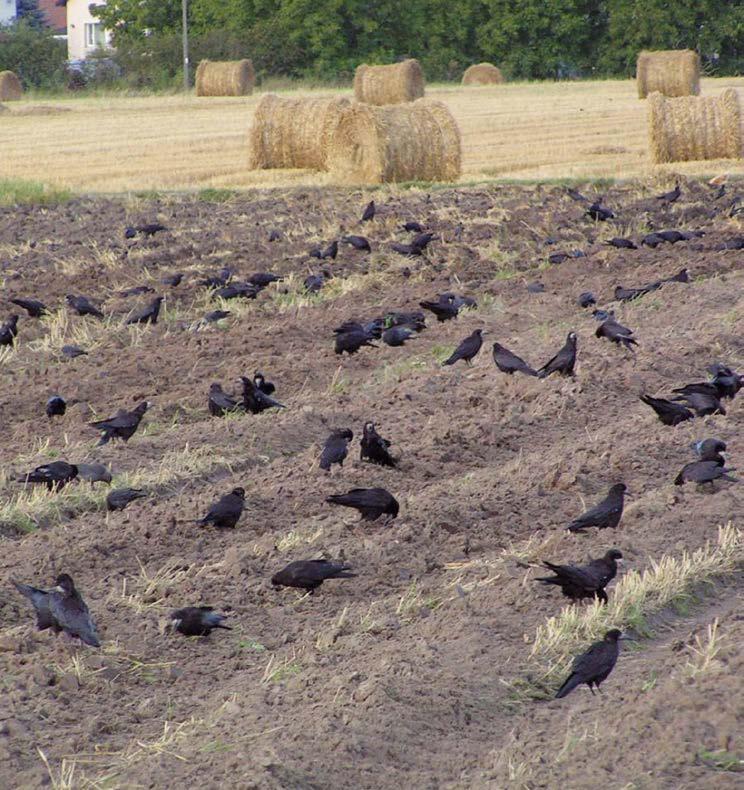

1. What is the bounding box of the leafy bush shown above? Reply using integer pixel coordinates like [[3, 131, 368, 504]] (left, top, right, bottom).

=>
[[0, 20, 67, 88]]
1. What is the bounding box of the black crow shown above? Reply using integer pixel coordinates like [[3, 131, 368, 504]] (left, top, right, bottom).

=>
[[442, 329, 484, 367], [66, 294, 103, 319], [527, 281, 545, 293], [17, 461, 78, 491], [535, 549, 623, 604], [162, 273, 183, 287], [12, 580, 57, 631], [168, 606, 231, 636], [592, 309, 614, 322], [199, 268, 233, 288], [77, 463, 112, 486], [196, 487, 245, 529], [326, 488, 399, 521], [10, 297, 47, 317], [595, 318, 638, 352], [555, 629, 623, 698], [134, 222, 167, 237], [272, 559, 356, 592], [655, 229, 685, 244], [208, 383, 240, 417], [578, 292, 596, 308], [604, 238, 637, 249], [268, 229, 281, 242], [419, 296, 459, 322], [385, 310, 426, 331], [566, 187, 588, 202], [671, 388, 725, 417], [106, 488, 146, 511], [214, 282, 260, 300], [334, 328, 377, 355], [656, 182, 680, 203], [411, 232, 436, 252], [0, 314, 19, 346], [614, 284, 657, 302], [707, 363, 743, 399], [46, 395, 66, 419], [248, 272, 283, 287], [691, 438, 726, 465], [203, 309, 231, 323], [390, 242, 420, 257], [119, 285, 155, 298], [361, 200, 375, 222], [567, 483, 627, 532], [304, 273, 327, 293], [125, 295, 163, 325], [492, 342, 537, 376], [675, 461, 737, 486], [537, 332, 577, 378], [403, 221, 425, 233], [90, 401, 150, 445], [382, 325, 418, 347], [321, 240, 338, 260], [342, 235, 371, 252], [663, 267, 690, 284], [586, 201, 614, 221], [320, 429, 354, 471], [253, 372, 275, 395], [61, 345, 88, 359], [642, 233, 666, 248], [240, 376, 285, 413], [360, 422, 396, 467], [548, 252, 570, 265], [640, 394, 694, 425]]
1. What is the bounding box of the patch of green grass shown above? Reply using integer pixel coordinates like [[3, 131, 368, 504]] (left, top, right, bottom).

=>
[[697, 748, 743, 772], [237, 639, 267, 652], [639, 671, 658, 693], [0, 179, 71, 207], [264, 659, 302, 684], [197, 188, 238, 203], [430, 344, 455, 364]]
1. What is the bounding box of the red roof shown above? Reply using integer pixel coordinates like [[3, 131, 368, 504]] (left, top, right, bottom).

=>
[[40, 0, 67, 33]]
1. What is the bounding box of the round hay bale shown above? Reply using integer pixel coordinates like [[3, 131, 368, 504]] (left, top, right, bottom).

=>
[[248, 94, 351, 171], [648, 89, 743, 164], [636, 50, 700, 99], [462, 63, 504, 86], [195, 59, 255, 97], [353, 59, 425, 105], [0, 71, 23, 101], [327, 99, 461, 184]]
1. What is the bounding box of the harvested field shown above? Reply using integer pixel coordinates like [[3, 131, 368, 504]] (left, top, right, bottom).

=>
[[0, 179, 743, 788], [3, 78, 744, 192]]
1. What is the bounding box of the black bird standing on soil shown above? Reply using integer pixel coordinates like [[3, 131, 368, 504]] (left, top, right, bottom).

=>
[[567, 483, 627, 533], [442, 329, 484, 367], [420, 297, 459, 322], [126, 295, 163, 325], [555, 629, 624, 698], [671, 388, 725, 417], [208, 383, 240, 417], [595, 318, 638, 352], [361, 200, 375, 222], [168, 607, 231, 636], [61, 344, 88, 359], [248, 272, 283, 288], [90, 401, 150, 445], [272, 559, 357, 592], [253, 372, 275, 395], [334, 327, 377, 355], [0, 315, 19, 346], [342, 235, 371, 252], [319, 429, 354, 471], [203, 309, 231, 324], [106, 487, 146, 511], [196, 487, 245, 529], [66, 294, 104, 319], [674, 461, 737, 486], [614, 284, 658, 302], [119, 285, 155, 298], [126, 222, 167, 238], [46, 395, 67, 419], [326, 488, 399, 521], [656, 182, 681, 203], [16, 461, 78, 491], [604, 237, 637, 250], [162, 272, 183, 287], [492, 342, 537, 376], [14, 574, 100, 647], [10, 297, 48, 317], [382, 325, 418, 347], [586, 200, 614, 221], [360, 422, 397, 467], [640, 395, 694, 426], [691, 438, 726, 465], [240, 376, 285, 413], [535, 549, 623, 604], [578, 292, 596, 308], [707, 363, 743, 399], [537, 332, 577, 378]]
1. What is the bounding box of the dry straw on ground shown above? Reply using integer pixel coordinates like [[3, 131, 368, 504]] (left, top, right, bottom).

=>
[[328, 98, 461, 184], [353, 59, 425, 105], [195, 59, 255, 97], [248, 94, 350, 170], [648, 88, 743, 163], [637, 50, 700, 99], [0, 71, 23, 101], [462, 63, 504, 86]]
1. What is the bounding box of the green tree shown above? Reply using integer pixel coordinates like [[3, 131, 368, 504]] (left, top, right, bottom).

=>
[[0, 20, 67, 87], [16, 0, 45, 30]]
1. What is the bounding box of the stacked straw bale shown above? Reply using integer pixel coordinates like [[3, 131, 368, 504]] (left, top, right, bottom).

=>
[[0, 71, 23, 101], [648, 89, 743, 163], [327, 99, 461, 184], [462, 63, 504, 86], [195, 60, 255, 96], [636, 50, 700, 99], [353, 59, 425, 105], [248, 94, 351, 170]]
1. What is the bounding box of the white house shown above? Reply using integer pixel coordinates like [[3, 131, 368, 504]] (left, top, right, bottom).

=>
[[58, 0, 111, 61], [0, 0, 17, 27]]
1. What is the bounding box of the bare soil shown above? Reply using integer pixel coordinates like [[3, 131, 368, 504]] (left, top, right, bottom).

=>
[[0, 180, 742, 788]]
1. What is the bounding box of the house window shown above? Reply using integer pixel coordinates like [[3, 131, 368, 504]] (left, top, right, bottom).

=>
[[84, 22, 105, 49]]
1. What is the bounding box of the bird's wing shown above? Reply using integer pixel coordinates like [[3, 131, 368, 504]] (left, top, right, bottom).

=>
[[49, 594, 99, 645]]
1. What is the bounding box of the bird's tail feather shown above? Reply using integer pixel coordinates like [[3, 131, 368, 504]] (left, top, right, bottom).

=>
[[555, 673, 581, 699]]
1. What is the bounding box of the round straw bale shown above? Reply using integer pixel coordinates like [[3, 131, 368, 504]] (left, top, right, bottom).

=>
[[636, 50, 700, 99], [327, 99, 461, 184], [248, 94, 351, 171], [0, 71, 23, 101], [462, 63, 504, 86], [353, 59, 425, 105], [195, 59, 255, 97], [648, 89, 743, 164]]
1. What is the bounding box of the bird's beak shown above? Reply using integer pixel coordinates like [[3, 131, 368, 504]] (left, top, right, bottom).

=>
[[52, 585, 65, 593]]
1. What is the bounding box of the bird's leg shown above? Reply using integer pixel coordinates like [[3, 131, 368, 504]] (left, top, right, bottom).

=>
[[589, 684, 596, 695]]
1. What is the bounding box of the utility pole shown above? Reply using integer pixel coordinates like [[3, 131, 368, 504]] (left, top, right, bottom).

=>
[[182, 0, 189, 92]]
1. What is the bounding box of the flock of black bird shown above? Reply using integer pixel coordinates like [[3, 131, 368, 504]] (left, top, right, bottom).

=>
[[6, 184, 742, 699]]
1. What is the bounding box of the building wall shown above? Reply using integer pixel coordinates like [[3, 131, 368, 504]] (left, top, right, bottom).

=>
[[66, 0, 111, 61], [0, 0, 16, 27]]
